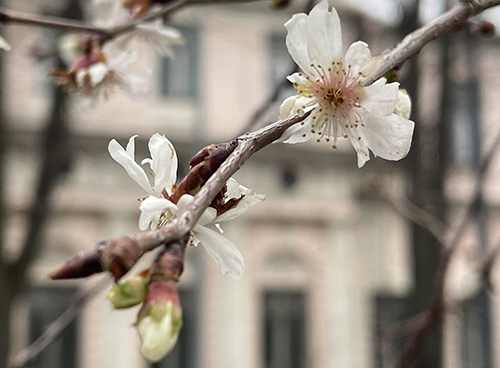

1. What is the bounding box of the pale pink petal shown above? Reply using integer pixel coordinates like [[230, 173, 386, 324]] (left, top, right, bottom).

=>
[[193, 225, 244, 279]]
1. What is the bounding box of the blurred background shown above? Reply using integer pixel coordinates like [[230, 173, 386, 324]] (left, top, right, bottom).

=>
[[2, 0, 500, 367]]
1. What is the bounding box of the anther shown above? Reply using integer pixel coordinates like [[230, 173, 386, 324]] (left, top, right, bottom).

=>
[[344, 134, 348, 138], [358, 137, 361, 140], [317, 139, 321, 142], [332, 145, 337, 149], [311, 129, 316, 133], [302, 134, 306, 137]]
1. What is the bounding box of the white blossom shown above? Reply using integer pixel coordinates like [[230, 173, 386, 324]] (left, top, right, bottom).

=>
[[108, 134, 265, 279], [279, 0, 415, 168]]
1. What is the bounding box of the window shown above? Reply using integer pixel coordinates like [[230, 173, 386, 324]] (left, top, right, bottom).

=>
[[151, 288, 198, 368], [160, 26, 199, 99], [27, 287, 79, 368], [263, 291, 307, 368]]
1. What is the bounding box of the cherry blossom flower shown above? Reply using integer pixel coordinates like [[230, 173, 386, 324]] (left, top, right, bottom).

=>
[[91, 0, 184, 57], [108, 134, 265, 279], [53, 38, 147, 99], [278, 0, 415, 168]]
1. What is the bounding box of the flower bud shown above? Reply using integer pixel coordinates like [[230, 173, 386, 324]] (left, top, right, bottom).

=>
[[107, 272, 148, 309], [136, 281, 183, 362]]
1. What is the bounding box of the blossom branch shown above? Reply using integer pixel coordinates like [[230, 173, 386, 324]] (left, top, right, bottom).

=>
[[8, 277, 110, 368], [362, 0, 500, 86], [50, 110, 312, 281]]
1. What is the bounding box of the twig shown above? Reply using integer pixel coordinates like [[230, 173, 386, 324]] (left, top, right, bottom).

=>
[[393, 131, 500, 368], [386, 192, 448, 246], [8, 277, 110, 368], [362, 0, 500, 86], [0, 0, 264, 40]]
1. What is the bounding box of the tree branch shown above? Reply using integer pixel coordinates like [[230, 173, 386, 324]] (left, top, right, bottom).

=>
[[0, 0, 264, 40], [362, 0, 500, 86], [392, 131, 500, 368], [8, 277, 109, 368]]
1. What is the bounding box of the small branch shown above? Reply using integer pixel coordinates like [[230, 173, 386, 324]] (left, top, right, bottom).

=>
[[362, 0, 500, 86], [386, 191, 448, 246], [0, 0, 264, 41], [0, 7, 108, 35], [8, 277, 110, 368]]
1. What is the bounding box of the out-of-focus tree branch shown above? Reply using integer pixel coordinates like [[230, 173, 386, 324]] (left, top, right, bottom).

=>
[[0, 0, 265, 40], [8, 277, 110, 368], [392, 131, 500, 368], [362, 0, 500, 86]]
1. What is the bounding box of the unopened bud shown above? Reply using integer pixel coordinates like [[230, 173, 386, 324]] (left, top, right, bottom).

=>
[[136, 281, 183, 362], [107, 272, 148, 309]]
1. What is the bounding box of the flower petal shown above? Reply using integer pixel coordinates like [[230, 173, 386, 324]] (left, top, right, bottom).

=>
[[147, 134, 178, 196], [136, 20, 185, 58], [193, 225, 244, 279], [344, 41, 371, 75], [285, 0, 342, 75], [346, 130, 370, 168], [88, 62, 109, 86], [139, 196, 178, 231], [176, 194, 217, 226], [215, 179, 265, 223], [126, 134, 138, 157], [361, 78, 399, 116], [395, 89, 412, 119], [361, 113, 415, 162], [108, 138, 153, 195]]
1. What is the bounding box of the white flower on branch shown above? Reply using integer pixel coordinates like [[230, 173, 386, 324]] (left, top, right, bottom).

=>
[[108, 134, 265, 279], [53, 38, 148, 99], [92, 0, 184, 57], [278, 0, 415, 168]]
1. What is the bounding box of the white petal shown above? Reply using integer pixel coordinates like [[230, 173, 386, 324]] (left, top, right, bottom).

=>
[[346, 130, 370, 168], [215, 179, 265, 223], [193, 225, 244, 279], [306, 0, 342, 65], [278, 115, 316, 144], [395, 89, 412, 119], [75, 69, 87, 87], [88, 62, 109, 86], [0, 36, 12, 51], [361, 78, 399, 116], [285, 14, 314, 75], [108, 138, 153, 195], [136, 20, 184, 58], [285, 0, 342, 75], [146, 134, 178, 196], [126, 134, 138, 157], [138, 196, 177, 231], [177, 194, 217, 226], [361, 113, 415, 162], [344, 41, 371, 75]]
